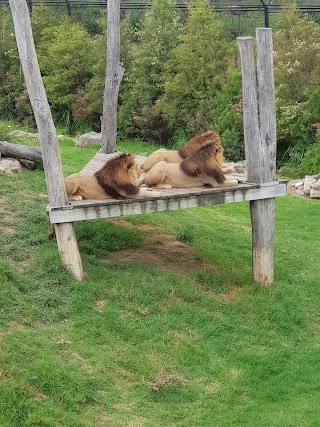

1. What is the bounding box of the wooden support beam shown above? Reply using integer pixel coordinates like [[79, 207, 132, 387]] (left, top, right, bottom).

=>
[[9, 0, 83, 281], [238, 28, 277, 286], [0, 140, 42, 162], [101, 0, 124, 153], [47, 182, 287, 224]]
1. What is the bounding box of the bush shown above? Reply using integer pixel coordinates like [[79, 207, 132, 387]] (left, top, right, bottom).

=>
[[300, 129, 320, 175]]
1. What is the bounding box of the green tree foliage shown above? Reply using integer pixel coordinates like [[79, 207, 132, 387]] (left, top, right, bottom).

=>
[[37, 17, 95, 128], [118, 0, 182, 143], [159, 0, 234, 136], [0, 8, 26, 121], [273, 4, 320, 166]]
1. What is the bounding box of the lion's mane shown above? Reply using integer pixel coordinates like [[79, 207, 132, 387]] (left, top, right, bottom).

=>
[[178, 131, 222, 159], [95, 153, 139, 198], [180, 142, 226, 184]]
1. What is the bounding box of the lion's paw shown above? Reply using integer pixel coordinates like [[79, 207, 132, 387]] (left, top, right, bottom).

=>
[[146, 189, 161, 198], [71, 195, 83, 201]]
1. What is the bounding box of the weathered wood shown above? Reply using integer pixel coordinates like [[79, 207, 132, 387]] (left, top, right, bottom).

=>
[[238, 30, 277, 285], [256, 28, 277, 183], [101, 0, 124, 153], [9, 0, 83, 281], [250, 28, 277, 285], [54, 223, 84, 281], [237, 36, 262, 184], [0, 140, 42, 162], [47, 181, 287, 224]]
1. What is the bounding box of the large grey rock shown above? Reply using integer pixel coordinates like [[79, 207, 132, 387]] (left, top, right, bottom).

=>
[[76, 131, 102, 148], [0, 158, 22, 174], [304, 175, 317, 195], [310, 179, 320, 199]]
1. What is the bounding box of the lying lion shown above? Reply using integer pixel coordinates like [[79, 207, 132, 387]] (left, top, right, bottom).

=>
[[138, 143, 238, 189], [65, 152, 160, 201], [141, 131, 233, 174]]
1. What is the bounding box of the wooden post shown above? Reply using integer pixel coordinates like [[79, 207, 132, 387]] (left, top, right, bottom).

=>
[[237, 28, 276, 285], [101, 0, 124, 153], [9, 0, 84, 281]]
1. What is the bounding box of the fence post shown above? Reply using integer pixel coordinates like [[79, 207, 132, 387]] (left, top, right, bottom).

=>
[[238, 28, 276, 285]]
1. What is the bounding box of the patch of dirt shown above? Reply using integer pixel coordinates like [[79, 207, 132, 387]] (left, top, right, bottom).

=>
[[106, 217, 216, 276], [145, 371, 187, 391], [1, 226, 15, 235], [105, 232, 215, 277]]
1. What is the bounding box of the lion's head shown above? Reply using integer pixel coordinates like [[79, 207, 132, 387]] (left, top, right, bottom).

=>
[[178, 131, 223, 159], [95, 153, 140, 198], [180, 142, 226, 184]]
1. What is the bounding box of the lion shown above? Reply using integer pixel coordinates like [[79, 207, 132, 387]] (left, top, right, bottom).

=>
[[65, 152, 160, 201], [140, 131, 234, 174], [138, 143, 238, 189]]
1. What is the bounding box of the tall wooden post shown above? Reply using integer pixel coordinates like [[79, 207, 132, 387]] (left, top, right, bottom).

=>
[[238, 28, 276, 285], [9, 0, 84, 281], [101, 0, 124, 153]]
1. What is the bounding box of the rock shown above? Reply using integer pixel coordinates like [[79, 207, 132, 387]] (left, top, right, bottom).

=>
[[76, 131, 102, 148], [19, 158, 36, 170], [303, 175, 317, 195], [223, 160, 247, 174], [310, 179, 320, 199], [295, 181, 304, 189], [9, 130, 39, 138], [313, 173, 320, 180], [0, 158, 22, 174]]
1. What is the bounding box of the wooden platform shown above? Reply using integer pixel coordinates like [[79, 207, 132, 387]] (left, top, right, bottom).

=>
[[46, 151, 287, 224]]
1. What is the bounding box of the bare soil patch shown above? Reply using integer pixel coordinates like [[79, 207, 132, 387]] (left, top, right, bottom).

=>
[[105, 218, 216, 277]]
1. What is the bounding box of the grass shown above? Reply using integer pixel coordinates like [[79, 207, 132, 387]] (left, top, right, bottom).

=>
[[1, 122, 320, 426]]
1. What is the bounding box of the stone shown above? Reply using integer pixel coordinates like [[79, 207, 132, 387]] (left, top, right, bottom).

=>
[[9, 130, 39, 138], [295, 181, 304, 188], [0, 158, 22, 174], [303, 175, 317, 195], [19, 158, 36, 170], [76, 131, 102, 148], [310, 179, 320, 199]]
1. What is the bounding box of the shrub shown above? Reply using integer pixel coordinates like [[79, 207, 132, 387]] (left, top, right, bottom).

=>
[[300, 129, 320, 175], [159, 0, 234, 137]]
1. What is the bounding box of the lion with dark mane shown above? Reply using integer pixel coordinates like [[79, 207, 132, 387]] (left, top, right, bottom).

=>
[[138, 142, 238, 189], [65, 153, 160, 201], [141, 131, 234, 174]]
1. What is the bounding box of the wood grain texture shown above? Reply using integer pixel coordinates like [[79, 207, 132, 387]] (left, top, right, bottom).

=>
[[54, 223, 84, 281], [238, 30, 277, 285], [47, 181, 287, 224], [9, 0, 83, 281], [101, 0, 124, 153], [9, 0, 67, 207], [0, 141, 42, 162], [237, 37, 262, 184], [256, 28, 277, 183]]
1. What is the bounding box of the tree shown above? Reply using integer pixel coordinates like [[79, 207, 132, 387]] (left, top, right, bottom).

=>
[[37, 17, 95, 128], [273, 4, 320, 166], [159, 0, 234, 136], [118, 0, 182, 143]]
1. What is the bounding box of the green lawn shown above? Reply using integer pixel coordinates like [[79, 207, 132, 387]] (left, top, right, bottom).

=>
[[0, 122, 320, 426]]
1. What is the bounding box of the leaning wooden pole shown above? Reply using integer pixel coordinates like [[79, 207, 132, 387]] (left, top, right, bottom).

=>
[[9, 0, 84, 281], [101, 0, 124, 153], [238, 29, 276, 285]]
